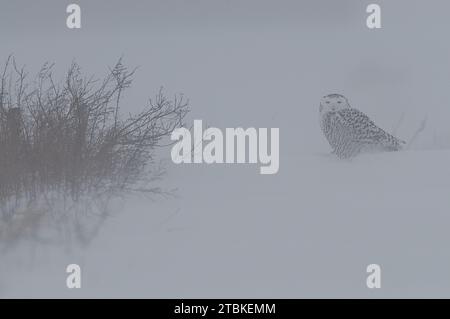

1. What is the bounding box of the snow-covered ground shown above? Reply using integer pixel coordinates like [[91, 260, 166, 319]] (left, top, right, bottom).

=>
[[2, 0, 450, 298], [2, 148, 450, 298]]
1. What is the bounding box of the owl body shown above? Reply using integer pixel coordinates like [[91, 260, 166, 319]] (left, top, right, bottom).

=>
[[319, 94, 404, 159]]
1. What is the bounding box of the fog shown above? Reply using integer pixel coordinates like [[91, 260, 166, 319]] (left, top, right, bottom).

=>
[[1, 0, 450, 298]]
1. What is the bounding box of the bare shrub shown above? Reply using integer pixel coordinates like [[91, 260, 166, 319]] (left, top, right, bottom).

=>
[[0, 55, 189, 249]]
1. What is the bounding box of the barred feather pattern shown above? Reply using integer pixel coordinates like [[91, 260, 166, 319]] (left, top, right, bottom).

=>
[[320, 108, 405, 159]]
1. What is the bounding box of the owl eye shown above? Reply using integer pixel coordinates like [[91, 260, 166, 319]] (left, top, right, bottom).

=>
[[337, 101, 342, 104]]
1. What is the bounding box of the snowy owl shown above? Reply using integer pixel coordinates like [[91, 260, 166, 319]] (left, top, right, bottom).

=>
[[319, 94, 405, 158]]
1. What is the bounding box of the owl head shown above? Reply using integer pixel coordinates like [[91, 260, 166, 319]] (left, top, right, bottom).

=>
[[319, 94, 351, 115]]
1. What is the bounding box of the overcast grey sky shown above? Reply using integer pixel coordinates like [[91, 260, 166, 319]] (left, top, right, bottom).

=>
[[2, 1, 450, 298]]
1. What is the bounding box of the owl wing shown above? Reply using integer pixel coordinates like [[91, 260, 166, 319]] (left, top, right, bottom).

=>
[[337, 108, 405, 149]]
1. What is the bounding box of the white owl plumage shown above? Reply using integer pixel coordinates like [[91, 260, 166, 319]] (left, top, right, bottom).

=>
[[319, 94, 405, 158]]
